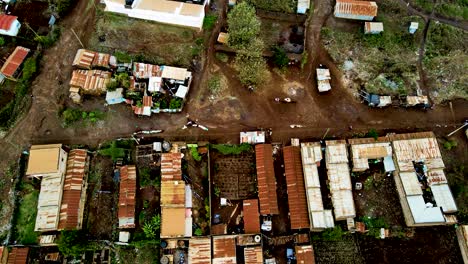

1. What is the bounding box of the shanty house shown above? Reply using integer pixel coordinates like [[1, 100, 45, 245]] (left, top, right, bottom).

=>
[[105, 88, 125, 105], [284, 146, 310, 230], [243, 199, 261, 234], [364, 22, 383, 34], [69, 70, 112, 95], [295, 245, 315, 264], [255, 144, 279, 215], [72, 49, 116, 70], [104, 0, 209, 29], [297, 0, 310, 14], [391, 132, 457, 226], [217, 32, 228, 44], [26, 144, 68, 179], [0, 46, 30, 81], [409, 22, 419, 34], [244, 246, 263, 264], [6, 248, 29, 264], [58, 149, 88, 230], [325, 140, 356, 221], [0, 15, 21, 36], [188, 238, 211, 264], [212, 236, 237, 264], [334, 0, 378, 21], [300, 142, 334, 230], [118, 165, 137, 229]]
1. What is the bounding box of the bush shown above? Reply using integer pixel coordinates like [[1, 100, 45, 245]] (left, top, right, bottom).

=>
[[246, 0, 296, 13], [62, 108, 82, 125], [57, 230, 90, 256], [98, 141, 126, 161], [203, 15, 218, 31], [0, 37, 5, 46], [169, 98, 183, 109], [194, 228, 203, 236], [443, 139, 458, 150], [366, 128, 379, 140], [190, 146, 202, 161], [22, 57, 38, 82], [215, 52, 229, 63], [142, 215, 161, 240], [56, 0, 74, 14], [211, 143, 252, 155], [320, 226, 344, 241], [207, 74, 221, 95], [272, 46, 289, 68], [114, 51, 133, 63]]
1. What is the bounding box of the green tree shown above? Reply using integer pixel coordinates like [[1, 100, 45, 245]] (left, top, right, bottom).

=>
[[142, 215, 161, 240], [272, 46, 289, 69], [227, 2, 261, 50], [57, 230, 89, 257]]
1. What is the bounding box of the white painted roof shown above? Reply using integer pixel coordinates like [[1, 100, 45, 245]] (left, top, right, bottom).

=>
[[400, 172, 423, 196], [431, 184, 457, 213]]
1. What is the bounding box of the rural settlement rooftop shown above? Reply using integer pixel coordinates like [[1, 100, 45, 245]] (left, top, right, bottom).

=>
[[296, 245, 315, 264], [300, 142, 334, 230], [72, 49, 115, 69], [0, 14, 18, 31], [161, 153, 183, 181], [212, 236, 237, 264], [284, 146, 310, 230], [348, 138, 393, 172], [118, 165, 137, 228], [69, 70, 111, 95], [0, 46, 29, 79], [7, 247, 29, 264], [255, 144, 279, 215], [58, 149, 88, 230], [334, 0, 378, 20], [26, 144, 64, 176], [188, 238, 211, 264], [243, 199, 261, 234], [244, 246, 263, 264]]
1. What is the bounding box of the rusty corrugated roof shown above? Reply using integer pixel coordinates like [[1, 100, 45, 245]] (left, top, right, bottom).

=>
[[7, 248, 29, 264], [143, 96, 153, 107], [244, 246, 263, 264], [213, 236, 236, 262], [161, 181, 185, 207], [58, 149, 88, 230], [243, 199, 260, 234], [161, 153, 182, 181], [295, 245, 315, 264], [284, 146, 310, 230], [69, 70, 111, 95], [188, 238, 211, 264], [0, 15, 17, 30], [133, 63, 162, 79], [335, 0, 378, 17], [0, 46, 30, 78], [73, 49, 112, 69], [255, 144, 279, 215], [118, 165, 137, 228]]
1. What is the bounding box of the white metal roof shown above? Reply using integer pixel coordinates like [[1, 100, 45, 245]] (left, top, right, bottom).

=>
[[431, 184, 457, 213], [383, 156, 395, 172], [325, 141, 348, 164], [297, 0, 310, 14], [400, 172, 423, 196], [407, 195, 445, 224], [327, 163, 352, 191], [301, 142, 322, 164], [364, 22, 383, 33], [148, 76, 162, 92], [331, 190, 355, 220], [311, 210, 335, 229], [35, 174, 64, 231], [306, 188, 324, 212], [240, 131, 266, 144], [175, 85, 189, 99], [427, 169, 447, 185]]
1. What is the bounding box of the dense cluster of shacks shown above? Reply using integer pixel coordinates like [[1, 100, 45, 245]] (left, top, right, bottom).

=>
[[69, 49, 192, 116], [7, 130, 463, 263]]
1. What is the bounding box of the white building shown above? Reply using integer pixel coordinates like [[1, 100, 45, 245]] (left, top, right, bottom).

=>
[[364, 22, 383, 34], [104, 0, 209, 29]]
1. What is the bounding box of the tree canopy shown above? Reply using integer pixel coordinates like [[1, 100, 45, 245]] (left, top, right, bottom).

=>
[[227, 2, 261, 50]]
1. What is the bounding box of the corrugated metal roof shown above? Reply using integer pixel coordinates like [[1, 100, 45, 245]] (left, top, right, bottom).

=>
[[7, 248, 29, 264], [350, 142, 392, 171], [284, 146, 310, 230], [0, 246, 5, 263], [330, 190, 355, 220], [0, 46, 29, 78], [325, 140, 348, 164], [295, 245, 315, 264], [35, 171, 64, 231], [243, 199, 260, 234], [427, 169, 447, 186], [161, 65, 190, 81], [431, 184, 457, 213], [365, 22, 383, 33], [118, 165, 136, 228], [406, 195, 445, 223], [217, 32, 228, 44], [69, 70, 111, 95], [161, 153, 183, 181], [58, 149, 88, 230], [244, 246, 263, 264], [400, 172, 423, 196], [189, 238, 211, 264], [160, 207, 186, 237], [72, 49, 112, 69], [393, 137, 442, 164], [133, 63, 162, 79], [255, 144, 279, 215], [213, 236, 237, 263], [0, 15, 18, 30], [334, 0, 378, 18], [240, 131, 265, 144], [161, 181, 185, 207]]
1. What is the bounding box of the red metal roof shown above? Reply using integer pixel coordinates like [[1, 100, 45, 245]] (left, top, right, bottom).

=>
[[0, 46, 29, 78], [255, 144, 279, 215], [118, 165, 137, 228], [335, 0, 378, 17], [295, 245, 315, 264], [0, 15, 17, 31], [213, 236, 236, 259], [143, 96, 153, 107], [284, 146, 310, 230], [7, 248, 29, 264], [244, 246, 263, 264], [58, 149, 88, 230], [243, 199, 260, 234], [161, 153, 182, 181]]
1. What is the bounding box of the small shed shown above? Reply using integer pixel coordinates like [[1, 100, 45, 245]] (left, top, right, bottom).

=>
[[297, 0, 310, 14], [0, 15, 21, 37], [316, 68, 331, 92], [409, 22, 419, 34], [228, 0, 236, 6], [240, 131, 265, 144], [0, 46, 30, 81], [364, 22, 383, 34], [217, 32, 229, 44], [106, 88, 125, 105]]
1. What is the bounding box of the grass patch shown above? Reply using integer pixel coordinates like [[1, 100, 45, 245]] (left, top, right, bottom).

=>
[[211, 143, 252, 155], [203, 15, 218, 31], [215, 52, 229, 62], [60, 108, 105, 127], [98, 141, 128, 161], [246, 0, 297, 13], [15, 186, 39, 244]]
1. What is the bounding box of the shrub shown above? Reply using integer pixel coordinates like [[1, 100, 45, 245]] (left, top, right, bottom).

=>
[[98, 141, 126, 161], [194, 228, 203, 236], [142, 215, 161, 240], [207, 74, 221, 95], [57, 230, 90, 256], [169, 98, 183, 109], [320, 226, 344, 241], [190, 146, 202, 161], [22, 57, 38, 82], [203, 15, 218, 31], [366, 128, 379, 140], [211, 143, 252, 155], [0, 37, 5, 46], [443, 139, 458, 150], [106, 80, 118, 91], [215, 52, 229, 63], [272, 46, 289, 68], [114, 51, 132, 63], [62, 108, 82, 125]]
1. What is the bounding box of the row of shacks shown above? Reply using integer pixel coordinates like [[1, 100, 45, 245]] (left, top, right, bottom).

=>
[[242, 131, 459, 233], [68, 49, 192, 116]]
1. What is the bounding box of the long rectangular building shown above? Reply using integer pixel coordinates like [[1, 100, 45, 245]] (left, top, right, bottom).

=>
[[334, 0, 378, 21], [118, 165, 137, 229], [284, 146, 310, 230], [255, 144, 279, 215], [325, 140, 356, 221]]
